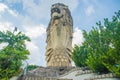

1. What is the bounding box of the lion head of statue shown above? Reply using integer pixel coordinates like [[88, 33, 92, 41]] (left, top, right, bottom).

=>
[[51, 3, 72, 24], [47, 3, 73, 31], [47, 3, 73, 43], [51, 3, 66, 19]]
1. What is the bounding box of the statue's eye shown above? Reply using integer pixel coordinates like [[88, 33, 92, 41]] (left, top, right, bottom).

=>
[[51, 8, 60, 13], [57, 9, 60, 13]]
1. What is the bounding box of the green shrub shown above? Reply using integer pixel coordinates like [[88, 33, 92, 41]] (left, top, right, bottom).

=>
[[0, 30, 30, 79], [72, 45, 88, 67], [72, 10, 120, 76]]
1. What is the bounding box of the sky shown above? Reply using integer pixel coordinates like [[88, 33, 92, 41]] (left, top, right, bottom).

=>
[[0, 0, 120, 67]]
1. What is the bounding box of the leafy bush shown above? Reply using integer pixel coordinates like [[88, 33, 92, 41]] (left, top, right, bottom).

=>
[[102, 11, 120, 77], [0, 30, 30, 79], [72, 10, 120, 76], [27, 65, 39, 71], [72, 45, 88, 67], [84, 28, 109, 74]]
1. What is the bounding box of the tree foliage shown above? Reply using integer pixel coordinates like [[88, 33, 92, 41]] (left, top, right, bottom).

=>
[[72, 44, 88, 67], [84, 26, 109, 73], [27, 65, 39, 71], [0, 30, 30, 79], [101, 11, 120, 77], [72, 10, 120, 76]]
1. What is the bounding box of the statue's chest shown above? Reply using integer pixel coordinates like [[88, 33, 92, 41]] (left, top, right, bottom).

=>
[[51, 19, 68, 37]]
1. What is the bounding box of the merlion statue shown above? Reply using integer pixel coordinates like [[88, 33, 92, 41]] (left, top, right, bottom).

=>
[[46, 3, 73, 67]]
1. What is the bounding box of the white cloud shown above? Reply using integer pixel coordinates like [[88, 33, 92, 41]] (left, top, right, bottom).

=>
[[8, 9, 18, 17], [22, 0, 49, 19], [0, 3, 7, 12], [0, 22, 14, 31], [22, 16, 35, 26], [72, 27, 83, 47], [25, 41, 42, 65], [82, 0, 96, 16], [0, 3, 18, 17], [85, 5, 95, 16], [24, 24, 46, 39]]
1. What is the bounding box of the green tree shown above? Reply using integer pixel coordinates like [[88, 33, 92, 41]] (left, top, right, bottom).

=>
[[0, 30, 30, 79], [72, 10, 120, 76], [84, 27, 109, 74], [101, 11, 120, 77], [72, 44, 88, 67], [27, 65, 39, 71], [85, 11, 120, 74]]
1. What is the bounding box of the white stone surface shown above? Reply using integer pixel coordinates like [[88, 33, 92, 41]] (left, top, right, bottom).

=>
[[59, 69, 120, 80], [97, 78, 119, 80]]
